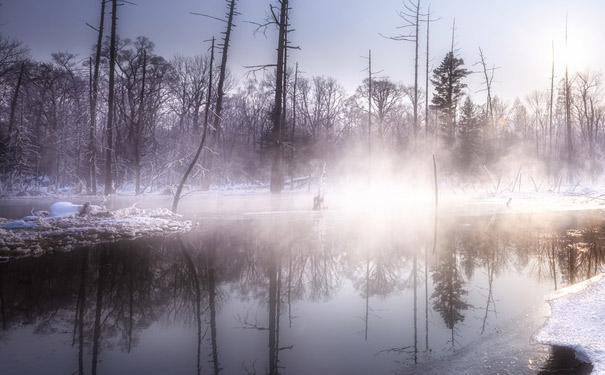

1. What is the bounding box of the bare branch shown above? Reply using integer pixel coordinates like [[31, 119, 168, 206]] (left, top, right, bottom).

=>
[[190, 12, 228, 23]]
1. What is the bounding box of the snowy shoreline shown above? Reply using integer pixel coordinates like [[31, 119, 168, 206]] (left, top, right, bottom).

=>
[[0, 201, 191, 261], [533, 273, 605, 374]]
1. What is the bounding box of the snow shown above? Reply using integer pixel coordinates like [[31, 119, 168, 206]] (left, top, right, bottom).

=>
[[0, 220, 37, 229], [0, 203, 191, 260], [532, 273, 605, 374]]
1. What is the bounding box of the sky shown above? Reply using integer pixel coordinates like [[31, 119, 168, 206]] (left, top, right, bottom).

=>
[[1, 0, 604, 103]]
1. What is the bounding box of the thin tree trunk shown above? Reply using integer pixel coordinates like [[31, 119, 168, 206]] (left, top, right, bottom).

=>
[[412, 1, 420, 145], [270, 0, 289, 193], [88, 0, 105, 195], [368, 49, 372, 186], [202, 0, 237, 191], [289, 62, 298, 189], [565, 16, 573, 183], [172, 38, 215, 213], [104, 0, 117, 195], [548, 41, 554, 180], [135, 49, 147, 195], [425, 5, 430, 139]]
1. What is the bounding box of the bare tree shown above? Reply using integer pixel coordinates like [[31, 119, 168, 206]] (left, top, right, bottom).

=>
[[573, 70, 603, 181], [383, 0, 424, 144], [87, 0, 106, 195], [269, 0, 290, 193], [172, 39, 215, 213], [104, 0, 118, 195], [196, 0, 239, 190], [564, 16, 573, 183]]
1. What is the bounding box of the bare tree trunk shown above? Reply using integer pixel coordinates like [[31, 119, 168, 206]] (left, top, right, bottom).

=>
[[548, 41, 554, 180], [135, 50, 147, 195], [565, 16, 573, 183], [88, 0, 105, 195], [202, 0, 237, 191], [270, 0, 289, 194], [425, 5, 430, 139], [368, 49, 372, 186], [270, 0, 288, 193], [412, 1, 420, 144], [104, 0, 117, 195], [172, 38, 215, 213], [289, 62, 298, 188]]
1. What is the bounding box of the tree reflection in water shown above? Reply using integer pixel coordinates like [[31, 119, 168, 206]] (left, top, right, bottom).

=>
[[0, 212, 604, 374]]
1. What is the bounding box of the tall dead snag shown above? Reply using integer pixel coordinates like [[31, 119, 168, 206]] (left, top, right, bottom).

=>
[[88, 0, 106, 195], [475, 47, 498, 159], [564, 16, 574, 183], [367, 49, 373, 185], [172, 38, 215, 213], [548, 41, 555, 179], [269, 0, 289, 193], [134, 49, 147, 195], [425, 4, 431, 138], [198, 0, 239, 191], [383, 0, 423, 145], [288, 62, 298, 188], [104, 0, 117, 195]]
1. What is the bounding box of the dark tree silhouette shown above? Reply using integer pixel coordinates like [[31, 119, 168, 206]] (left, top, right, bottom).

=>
[[430, 51, 470, 146], [431, 246, 470, 348], [456, 97, 482, 174]]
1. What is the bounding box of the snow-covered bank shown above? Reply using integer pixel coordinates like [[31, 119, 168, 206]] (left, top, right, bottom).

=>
[[0, 202, 191, 261], [533, 273, 605, 374]]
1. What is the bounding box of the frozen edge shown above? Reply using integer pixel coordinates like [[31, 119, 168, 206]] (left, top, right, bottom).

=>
[[532, 273, 605, 374]]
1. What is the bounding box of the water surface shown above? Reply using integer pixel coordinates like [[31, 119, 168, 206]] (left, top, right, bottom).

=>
[[0, 210, 603, 374]]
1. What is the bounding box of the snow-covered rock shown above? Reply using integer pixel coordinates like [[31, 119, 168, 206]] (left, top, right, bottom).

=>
[[532, 273, 605, 374]]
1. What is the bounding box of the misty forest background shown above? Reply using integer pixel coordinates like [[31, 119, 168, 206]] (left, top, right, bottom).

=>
[[0, 0, 601, 197]]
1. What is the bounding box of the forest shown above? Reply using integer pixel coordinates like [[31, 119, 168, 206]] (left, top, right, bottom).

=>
[[0, 0, 602, 199]]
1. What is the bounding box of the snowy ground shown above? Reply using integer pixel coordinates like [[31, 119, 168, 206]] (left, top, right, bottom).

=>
[[0, 201, 191, 260], [398, 300, 554, 374], [533, 274, 605, 374]]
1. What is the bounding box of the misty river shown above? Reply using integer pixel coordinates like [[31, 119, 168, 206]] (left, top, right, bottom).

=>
[[0, 203, 600, 374]]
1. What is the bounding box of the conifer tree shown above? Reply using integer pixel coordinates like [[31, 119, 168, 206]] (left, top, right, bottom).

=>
[[456, 97, 482, 174], [430, 51, 470, 146]]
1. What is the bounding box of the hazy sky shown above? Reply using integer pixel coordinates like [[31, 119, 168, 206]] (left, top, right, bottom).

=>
[[1, 0, 603, 102]]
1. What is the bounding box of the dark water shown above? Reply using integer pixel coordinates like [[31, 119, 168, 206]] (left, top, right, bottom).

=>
[[0, 211, 602, 375]]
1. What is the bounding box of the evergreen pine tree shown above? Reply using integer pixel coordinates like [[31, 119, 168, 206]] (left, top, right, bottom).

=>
[[430, 52, 470, 146], [456, 97, 483, 174]]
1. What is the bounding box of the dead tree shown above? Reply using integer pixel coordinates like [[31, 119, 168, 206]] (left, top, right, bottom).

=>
[[383, 0, 424, 144], [172, 38, 216, 213], [425, 4, 431, 138], [548, 41, 555, 179], [565, 16, 573, 183], [368, 50, 372, 183], [269, 0, 290, 193], [134, 49, 147, 195], [104, 0, 118, 195], [195, 0, 239, 190], [475, 47, 498, 156], [87, 0, 106, 195]]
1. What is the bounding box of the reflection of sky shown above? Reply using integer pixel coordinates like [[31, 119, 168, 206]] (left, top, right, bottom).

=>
[[2, 0, 604, 101], [0, 211, 600, 374]]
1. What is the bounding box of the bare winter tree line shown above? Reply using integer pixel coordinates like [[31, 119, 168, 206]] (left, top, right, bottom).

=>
[[0, 0, 603, 197]]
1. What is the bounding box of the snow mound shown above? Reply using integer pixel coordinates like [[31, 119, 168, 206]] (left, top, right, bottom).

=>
[[48, 201, 103, 217], [0, 202, 191, 260], [532, 273, 605, 374]]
